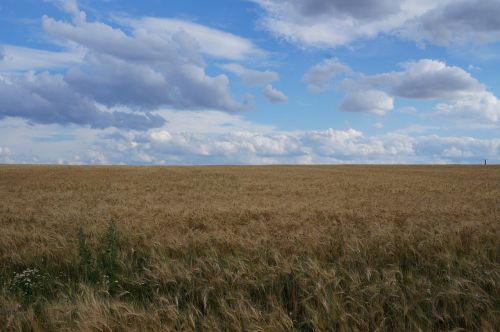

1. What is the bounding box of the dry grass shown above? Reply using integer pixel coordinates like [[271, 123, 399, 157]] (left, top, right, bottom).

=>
[[0, 165, 499, 331]]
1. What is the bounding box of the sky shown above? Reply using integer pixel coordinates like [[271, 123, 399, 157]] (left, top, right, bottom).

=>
[[0, 0, 500, 165]]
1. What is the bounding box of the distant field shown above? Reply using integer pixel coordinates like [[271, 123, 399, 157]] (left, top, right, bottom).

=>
[[0, 165, 499, 331]]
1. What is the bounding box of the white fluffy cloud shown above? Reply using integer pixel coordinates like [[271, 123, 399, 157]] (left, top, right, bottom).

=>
[[370, 60, 500, 122], [81, 128, 500, 165], [414, 135, 500, 161], [104, 126, 417, 164], [264, 84, 288, 103], [252, 0, 500, 48], [333, 59, 500, 122], [434, 92, 500, 123]]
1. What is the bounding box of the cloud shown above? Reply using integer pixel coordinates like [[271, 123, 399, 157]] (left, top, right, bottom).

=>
[[252, 0, 500, 48], [264, 84, 288, 103], [0, 71, 165, 129], [147, 131, 297, 159], [375, 60, 500, 122], [124, 17, 265, 61], [292, 0, 400, 20], [252, 0, 439, 48], [218, 64, 286, 105], [63, 52, 242, 111], [369, 59, 484, 99], [414, 135, 500, 161], [302, 58, 351, 92], [47, 0, 86, 23], [0, 146, 10, 156], [339, 90, 394, 115], [336, 59, 500, 122], [434, 92, 500, 123], [0, 146, 12, 163], [0, 45, 84, 72], [219, 63, 278, 87], [41, 8, 244, 112], [402, 0, 500, 46], [42, 15, 202, 65], [0, 1, 258, 129]]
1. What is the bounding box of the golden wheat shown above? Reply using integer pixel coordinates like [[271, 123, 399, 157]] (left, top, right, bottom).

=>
[[0, 165, 499, 331]]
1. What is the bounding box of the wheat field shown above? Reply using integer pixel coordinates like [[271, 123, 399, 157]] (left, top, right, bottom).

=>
[[0, 165, 499, 331]]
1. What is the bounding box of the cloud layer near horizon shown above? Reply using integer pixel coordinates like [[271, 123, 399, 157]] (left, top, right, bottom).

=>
[[1, 111, 499, 165]]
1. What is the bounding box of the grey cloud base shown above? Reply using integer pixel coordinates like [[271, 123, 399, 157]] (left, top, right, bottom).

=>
[[405, 0, 500, 46], [369, 60, 484, 100], [0, 72, 165, 130], [287, 0, 399, 21], [339, 90, 393, 115], [253, 0, 500, 48]]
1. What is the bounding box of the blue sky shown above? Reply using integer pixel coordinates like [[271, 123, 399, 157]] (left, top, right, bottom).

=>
[[0, 0, 499, 164]]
